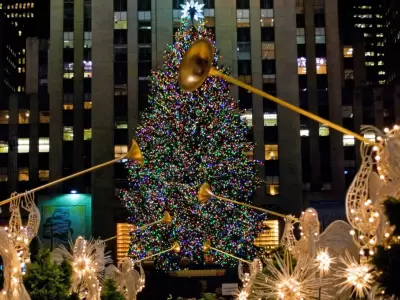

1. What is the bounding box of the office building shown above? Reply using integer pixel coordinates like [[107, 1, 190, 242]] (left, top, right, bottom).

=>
[[348, 1, 385, 85], [8, 0, 397, 241], [384, 0, 400, 85]]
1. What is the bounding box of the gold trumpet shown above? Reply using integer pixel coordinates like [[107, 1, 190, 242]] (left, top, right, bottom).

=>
[[132, 242, 181, 263], [202, 240, 251, 264], [178, 39, 377, 146], [0, 139, 144, 206]]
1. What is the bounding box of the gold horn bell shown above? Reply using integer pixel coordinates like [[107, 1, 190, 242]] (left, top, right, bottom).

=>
[[178, 39, 214, 92], [198, 183, 212, 204], [126, 139, 144, 166], [162, 211, 172, 225]]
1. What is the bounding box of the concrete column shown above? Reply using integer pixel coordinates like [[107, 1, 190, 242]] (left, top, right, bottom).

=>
[[373, 88, 384, 129], [26, 38, 39, 187], [128, 0, 139, 141], [8, 95, 18, 194], [304, 0, 321, 188], [215, 0, 238, 101], [92, 0, 115, 239], [325, 0, 345, 198], [48, 0, 64, 191], [153, 0, 173, 67], [249, 0, 265, 204], [274, 0, 303, 215], [352, 34, 366, 167], [73, 0, 85, 190]]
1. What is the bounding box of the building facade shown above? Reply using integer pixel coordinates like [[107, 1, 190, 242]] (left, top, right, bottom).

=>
[[4, 0, 392, 238]]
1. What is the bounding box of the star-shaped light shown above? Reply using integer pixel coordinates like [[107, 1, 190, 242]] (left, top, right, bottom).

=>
[[180, 0, 204, 21]]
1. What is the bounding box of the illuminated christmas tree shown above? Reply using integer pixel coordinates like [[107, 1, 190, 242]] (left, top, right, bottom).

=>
[[120, 4, 264, 270]]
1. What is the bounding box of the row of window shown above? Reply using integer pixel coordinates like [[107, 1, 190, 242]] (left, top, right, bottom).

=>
[[0, 2, 34, 10], [0, 168, 48, 182]]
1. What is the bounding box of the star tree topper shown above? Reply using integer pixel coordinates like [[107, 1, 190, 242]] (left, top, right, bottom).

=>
[[180, 0, 204, 21]]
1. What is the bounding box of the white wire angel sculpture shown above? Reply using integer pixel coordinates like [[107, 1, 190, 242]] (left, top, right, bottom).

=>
[[0, 191, 40, 300], [104, 258, 145, 300], [52, 236, 112, 300]]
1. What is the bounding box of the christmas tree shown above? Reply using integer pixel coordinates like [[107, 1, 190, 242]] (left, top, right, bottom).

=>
[[120, 6, 264, 270]]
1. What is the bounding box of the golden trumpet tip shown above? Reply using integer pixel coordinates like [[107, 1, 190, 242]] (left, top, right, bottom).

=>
[[198, 183, 212, 204], [178, 39, 214, 92], [172, 242, 180, 253], [203, 240, 211, 252], [163, 211, 172, 225], [126, 139, 144, 166]]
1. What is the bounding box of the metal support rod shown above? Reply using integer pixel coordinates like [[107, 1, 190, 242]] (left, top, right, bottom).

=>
[[209, 246, 252, 264], [212, 193, 299, 222], [209, 68, 378, 147]]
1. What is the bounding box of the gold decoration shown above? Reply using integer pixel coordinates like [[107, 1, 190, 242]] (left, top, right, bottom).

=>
[[202, 240, 211, 252], [198, 183, 213, 204], [178, 39, 214, 92], [162, 211, 172, 226], [126, 139, 144, 166], [172, 242, 181, 253]]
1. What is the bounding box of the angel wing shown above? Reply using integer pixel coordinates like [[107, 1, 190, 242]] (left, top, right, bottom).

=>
[[316, 220, 359, 299], [104, 264, 127, 294]]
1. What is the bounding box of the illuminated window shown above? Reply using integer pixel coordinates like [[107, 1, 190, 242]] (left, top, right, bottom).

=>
[[363, 132, 375, 142], [254, 220, 279, 249], [265, 144, 278, 160], [18, 138, 29, 153], [319, 125, 329, 136], [84, 129, 92, 141], [64, 94, 74, 110], [63, 127, 74, 141], [18, 67, 21, 73], [204, 9, 215, 27], [64, 72, 74, 79], [343, 46, 353, 58], [84, 32, 92, 48], [114, 11, 128, 29], [237, 9, 250, 27], [365, 52, 374, 56], [0, 168, 7, 182], [315, 27, 325, 44], [64, 32, 74, 48], [39, 170, 49, 181], [296, 28, 305, 44], [378, 61, 384, 66], [115, 84, 127, 96], [260, 9, 274, 27], [0, 3, 2, 9], [18, 109, 29, 124], [264, 113, 277, 126], [262, 42, 275, 59], [0, 141, 8, 153], [0, 111, 9, 124], [84, 101, 92, 109], [297, 57, 327, 74], [115, 121, 128, 129], [39, 111, 50, 123], [266, 176, 279, 195], [18, 30, 22, 36], [138, 11, 151, 21], [39, 138, 49, 152], [345, 69, 354, 80], [64, 104, 74, 110], [116, 223, 134, 264], [300, 128, 309, 136], [263, 74, 276, 83], [18, 168, 29, 181], [343, 135, 355, 146], [115, 145, 128, 158], [238, 75, 252, 84]]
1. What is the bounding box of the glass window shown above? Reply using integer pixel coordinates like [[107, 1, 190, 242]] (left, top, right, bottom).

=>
[[18, 109, 30, 124], [297, 57, 327, 74], [115, 84, 127, 96], [39, 137, 50, 152], [18, 138, 29, 153], [84, 101, 92, 109], [260, 0, 273, 9], [115, 145, 128, 158], [261, 9, 274, 27], [204, 9, 215, 27], [319, 125, 329, 136], [345, 69, 354, 80], [18, 168, 29, 181], [316, 57, 327, 74], [63, 32, 74, 48], [343, 135, 355, 146], [0, 111, 9, 124], [84, 129, 92, 140], [296, 27, 305, 44], [138, 11, 151, 21], [138, 0, 151, 10], [237, 0, 250, 9], [63, 126, 73, 141], [265, 144, 278, 160], [0, 141, 8, 153], [114, 11, 127, 29], [237, 9, 250, 27], [39, 170, 49, 181], [262, 42, 275, 59], [315, 27, 325, 44], [266, 176, 279, 195], [0, 167, 7, 182], [264, 113, 277, 126]]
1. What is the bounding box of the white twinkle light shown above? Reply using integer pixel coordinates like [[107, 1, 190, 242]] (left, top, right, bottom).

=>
[[180, 0, 204, 21], [315, 249, 334, 276]]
